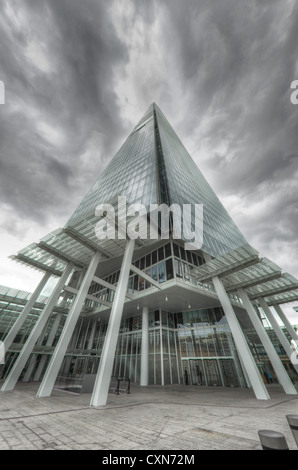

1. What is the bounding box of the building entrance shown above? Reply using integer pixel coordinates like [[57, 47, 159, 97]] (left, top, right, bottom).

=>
[[188, 358, 240, 387]]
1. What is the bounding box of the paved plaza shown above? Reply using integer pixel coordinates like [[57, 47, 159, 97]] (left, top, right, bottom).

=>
[[0, 381, 297, 451]]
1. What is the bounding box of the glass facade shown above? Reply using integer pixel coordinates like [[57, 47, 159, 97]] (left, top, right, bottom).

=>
[[2, 102, 298, 398], [67, 104, 158, 227], [66, 102, 248, 259], [154, 104, 248, 257], [85, 241, 241, 314], [1, 278, 298, 389], [54, 307, 246, 388]]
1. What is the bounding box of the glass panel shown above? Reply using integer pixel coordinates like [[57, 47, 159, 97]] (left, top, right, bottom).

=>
[[158, 262, 166, 283], [166, 258, 174, 281], [174, 259, 183, 278], [180, 246, 186, 261], [152, 265, 158, 282], [145, 254, 151, 268], [158, 246, 164, 261], [173, 243, 180, 258], [220, 359, 240, 387], [205, 360, 222, 386], [189, 360, 206, 386], [164, 243, 171, 258], [139, 275, 145, 291]]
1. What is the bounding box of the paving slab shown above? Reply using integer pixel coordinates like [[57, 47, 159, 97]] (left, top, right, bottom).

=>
[[0, 381, 298, 450]]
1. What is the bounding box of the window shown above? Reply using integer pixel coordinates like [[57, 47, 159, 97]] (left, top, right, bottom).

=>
[[158, 262, 166, 283], [165, 243, 171, 258], [174, 259, 183, 278], [166, 259, 174, 280], [144, 267, 152, 288], [133, 275, 138, 293], [173, 243, 180, 258], [152, 265, 158, 282], [158, 246, 164, 261], [187, 251, 192, 264], [139, 276, 145, 291], [146, 254, 151, 267]]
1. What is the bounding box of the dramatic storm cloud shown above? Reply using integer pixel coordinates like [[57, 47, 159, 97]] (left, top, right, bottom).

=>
[[0, 0, 297, 320]]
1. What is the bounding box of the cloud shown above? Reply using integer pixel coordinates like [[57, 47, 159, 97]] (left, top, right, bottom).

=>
[[0, 0, 129, 231], [0, 0, 297, 330]]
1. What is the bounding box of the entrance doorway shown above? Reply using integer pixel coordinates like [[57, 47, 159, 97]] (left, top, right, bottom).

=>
[[188, 358, 240, 387]]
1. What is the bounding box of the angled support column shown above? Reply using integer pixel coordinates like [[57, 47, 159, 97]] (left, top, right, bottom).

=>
[[37, 251, 102, 398], [3, 271, 51, 351], [238, 289, 297, 395], [257, 297, 298, 374], [90, 239, 135, 407], [1, 263, 73, 392], [212, 276, 270, 400], [87, 319, 97, 350], [140, 307, 149, 386], [273, 304, 298, 341], [33, 313, 62, 382], [22, 317, 53, 382]]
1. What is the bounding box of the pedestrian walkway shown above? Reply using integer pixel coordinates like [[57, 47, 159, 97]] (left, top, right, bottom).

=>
[[0, 381, 297, 450]]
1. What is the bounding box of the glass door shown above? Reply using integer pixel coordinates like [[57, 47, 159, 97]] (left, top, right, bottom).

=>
[[219, 359, 240, 387], [204, 359, 222, 386], [189, 360, 206, 386]]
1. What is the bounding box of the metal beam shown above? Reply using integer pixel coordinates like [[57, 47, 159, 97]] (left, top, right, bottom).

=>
[[212, 275, 270, 400], [266, 294, 298, 306], [129, 264, 162, 290], [193, 255, 260, 282], [37, 241, 86, 269], [63, 285, 112, 308], [238, 288, 297, 395], [37, 251, 102, 398], [249, 284, 298, 301], [93, 275, 134, 300], [90, 239, 135, 407], [12, 254, 64, 277], [225, 272, 282, 293], [63, 226, 111, 259]]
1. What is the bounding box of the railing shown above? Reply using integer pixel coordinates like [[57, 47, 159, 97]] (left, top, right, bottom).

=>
[[110, 376, 131, 395]]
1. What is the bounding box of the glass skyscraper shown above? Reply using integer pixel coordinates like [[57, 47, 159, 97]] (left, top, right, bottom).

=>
[[1, 103, 298, 405]]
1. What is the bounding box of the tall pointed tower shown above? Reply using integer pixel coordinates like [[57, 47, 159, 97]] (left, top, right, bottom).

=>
[[2, 103, 298, 407], [66, 103, 247, 258]]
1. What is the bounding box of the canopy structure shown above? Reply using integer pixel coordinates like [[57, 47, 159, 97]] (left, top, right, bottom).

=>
[[190, 244, 298, 306], [1, 102, 298, 405]]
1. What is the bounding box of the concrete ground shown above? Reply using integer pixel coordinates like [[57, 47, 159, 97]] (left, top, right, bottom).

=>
[[0, 381, 298, 451]]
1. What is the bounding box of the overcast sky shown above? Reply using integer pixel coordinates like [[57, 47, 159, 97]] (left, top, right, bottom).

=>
[[0, 0, 297, 322]]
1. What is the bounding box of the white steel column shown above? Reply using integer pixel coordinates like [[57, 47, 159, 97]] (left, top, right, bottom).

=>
[[37, 251, 102, 398], [273, 304, 298, 341], [238, 289, 297, 395], [22, 317, 53, 382], [90, 239, 135, 407], [257, 297, 298, 374], [33, 313, 62, 381], [140, 306, 149, 386], [1, 263, 73, 392], [3, 271, 51, 351], [87, 319, 97, 350], [212, 276, 270, 400]]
